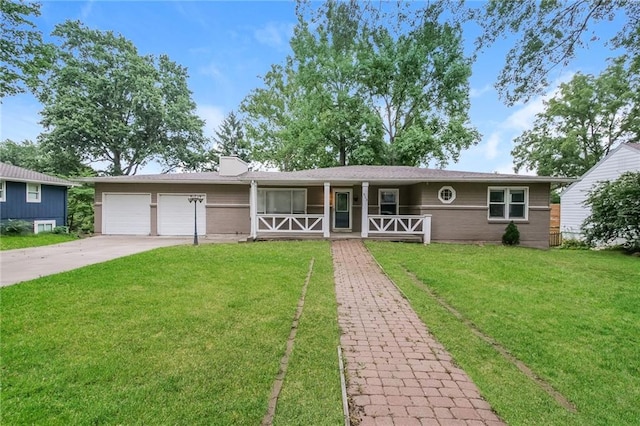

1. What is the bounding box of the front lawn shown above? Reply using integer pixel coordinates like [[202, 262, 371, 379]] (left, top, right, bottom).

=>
[[0, 233, 78, 250], [1, 241, 342, 425], [367, 242, 640, 425]]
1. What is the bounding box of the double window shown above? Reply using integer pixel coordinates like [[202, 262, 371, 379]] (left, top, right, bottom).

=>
[[34, 220, 56, 234], [379, 189, 399, 215], [257, 189, 306, 214], [488, 187, 528, 220], [27, 183, 41, 203]]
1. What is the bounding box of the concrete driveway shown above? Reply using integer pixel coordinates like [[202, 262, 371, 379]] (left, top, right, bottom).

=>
[[0, 235, 239, 287]]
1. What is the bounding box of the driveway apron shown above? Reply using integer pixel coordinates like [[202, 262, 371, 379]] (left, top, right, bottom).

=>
[[332, 240, 504, 426]]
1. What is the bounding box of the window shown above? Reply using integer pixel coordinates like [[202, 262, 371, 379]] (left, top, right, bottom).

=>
[[438, 186, 456, 204], [0, 180, 5, 202], [488, 187, 528, 220], [34, 220, 56, 234], [258, 189, 306, 214], [379, 189, 399, 215], [26, 183, 41, 203]]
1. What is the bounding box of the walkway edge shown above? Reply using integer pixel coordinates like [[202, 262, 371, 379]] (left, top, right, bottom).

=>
[[261, 258, 315, 425]]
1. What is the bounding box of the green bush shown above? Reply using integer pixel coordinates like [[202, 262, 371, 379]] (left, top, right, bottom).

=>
[[52, 226, 69, 234], [583, 171, 640, 252], [559, 238, 590, 250], [0, 219, 33, 236], [502, 221, 520, 246]]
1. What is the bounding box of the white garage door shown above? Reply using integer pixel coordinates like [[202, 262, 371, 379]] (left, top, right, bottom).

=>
[[103, 194, 151, 235], [158, 194, 206, 236]]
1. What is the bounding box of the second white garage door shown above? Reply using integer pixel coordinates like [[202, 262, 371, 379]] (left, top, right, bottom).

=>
[[158, 194, 206, 236], [103, 193, 151, 235]]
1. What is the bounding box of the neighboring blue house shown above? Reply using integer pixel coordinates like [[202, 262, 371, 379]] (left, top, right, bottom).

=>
[[0, 162, 75, 233]]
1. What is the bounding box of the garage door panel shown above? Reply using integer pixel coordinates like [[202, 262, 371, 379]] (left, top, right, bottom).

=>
[[158, 194, 206, 236], [103, 194, 151, 235]]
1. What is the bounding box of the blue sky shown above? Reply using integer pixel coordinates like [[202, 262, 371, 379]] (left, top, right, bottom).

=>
[[0, 1, 626, 174]]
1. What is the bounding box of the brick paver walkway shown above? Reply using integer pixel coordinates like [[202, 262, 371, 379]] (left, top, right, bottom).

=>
[[333, 240, 504, 426]]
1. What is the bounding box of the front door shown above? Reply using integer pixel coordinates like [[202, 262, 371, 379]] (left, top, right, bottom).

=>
[[333, 189, 352, 230]]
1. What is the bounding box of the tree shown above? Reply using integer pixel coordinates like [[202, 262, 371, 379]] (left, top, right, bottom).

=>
[[213, 111, 251, 165], [511, 59, 640, 178], [242, 0, 478, 170], [243, 1, 386, 170], [0, 0, 53, 98], [67, 184, 95, 234], [359, 1, 479, 166], [582, 171, 640, 251], [0, 139, 91, 176], [37, 20, 208, 176], [475, 0, 640, 105]]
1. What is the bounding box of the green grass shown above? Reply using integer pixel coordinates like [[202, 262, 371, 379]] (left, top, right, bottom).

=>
[[366, 242, 640, 425], [0, 233, 78, 250], [1, 241, 342, 425]]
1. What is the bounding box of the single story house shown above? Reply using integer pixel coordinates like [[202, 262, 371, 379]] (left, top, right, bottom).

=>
[[82, 157, 572, 248], [0, 162, 75, 233], [561, 143, 640, 239]]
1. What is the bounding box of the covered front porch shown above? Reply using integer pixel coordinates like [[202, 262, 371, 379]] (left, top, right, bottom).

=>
[[248, 181, 432, 244]]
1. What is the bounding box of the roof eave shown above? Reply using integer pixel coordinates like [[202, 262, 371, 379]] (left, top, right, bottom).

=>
[[82, 176, 575, 185], [2, 177, 78, 187]]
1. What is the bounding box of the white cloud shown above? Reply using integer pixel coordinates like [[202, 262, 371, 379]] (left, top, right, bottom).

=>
[[199, 62, 224, 80], [254, 22, 294, 49], [484, 132, 501, 160], [470, 84, 492, 99], [196, 104, 225, 138], [80, 0, 94, 20]]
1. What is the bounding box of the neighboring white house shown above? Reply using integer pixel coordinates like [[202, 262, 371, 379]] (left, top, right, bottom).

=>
[[561, 143, 640, 239]]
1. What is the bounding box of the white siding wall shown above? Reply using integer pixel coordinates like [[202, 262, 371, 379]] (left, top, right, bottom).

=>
[[561, 145, 640, 239]]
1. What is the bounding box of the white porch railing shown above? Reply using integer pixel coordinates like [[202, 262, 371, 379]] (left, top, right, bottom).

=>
[[368, 215, 431, 244], [257, 214, 324, 233]]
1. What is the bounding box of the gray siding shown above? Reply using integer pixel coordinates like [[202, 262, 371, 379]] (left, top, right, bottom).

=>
[[95, 183, 249, 235], [418, 182, 551, 248]]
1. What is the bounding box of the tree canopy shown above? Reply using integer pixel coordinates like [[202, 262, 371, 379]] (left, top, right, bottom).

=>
[[0, 138, 91, 177], [511, 59, 640, 178], [36, 21, 208, 176], [242, 0, 478, 170], [475, 0, 640, 105], [213, 111, 251, 165], [0, 0, 53, 99]]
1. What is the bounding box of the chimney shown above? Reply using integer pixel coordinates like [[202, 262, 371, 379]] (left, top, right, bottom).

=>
[[219, 156, 249, 176]]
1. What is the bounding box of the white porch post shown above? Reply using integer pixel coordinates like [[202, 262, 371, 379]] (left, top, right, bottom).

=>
[[423, 214, 432, 245], [361, 182, 369, 238], [250, 180, 258, 239], [323, 182, 331, 238]]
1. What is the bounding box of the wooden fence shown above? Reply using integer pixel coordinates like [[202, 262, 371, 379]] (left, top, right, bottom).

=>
[[549, 230, 562, 247]]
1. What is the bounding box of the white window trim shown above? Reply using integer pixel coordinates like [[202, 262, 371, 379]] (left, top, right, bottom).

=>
[[487, 186, 529, 221], [34, 220, 56, 234], [378, 188, 399, 215], [26, 182, 41, 203], [438, 186, 456, 204], [257, 188, 307, 215], [0, 180, 5, 202]]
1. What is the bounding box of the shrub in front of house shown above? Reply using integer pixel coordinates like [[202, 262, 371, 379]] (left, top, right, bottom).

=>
[[0, 219, 33, 236], [502, 221, 520, 246]]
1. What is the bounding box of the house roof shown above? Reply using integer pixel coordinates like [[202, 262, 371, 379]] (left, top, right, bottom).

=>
[[0, 162, 76, 187], [626, 143, 640, 152], [78, 165, 574, 185]]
